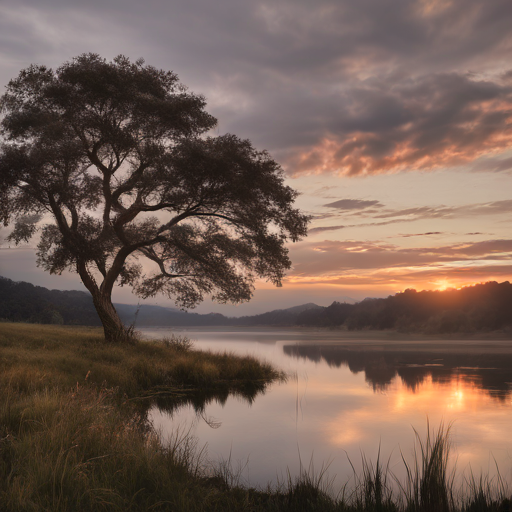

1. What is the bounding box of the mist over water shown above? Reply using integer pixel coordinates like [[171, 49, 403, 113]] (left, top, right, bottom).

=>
[[143, 328, 512, 489]]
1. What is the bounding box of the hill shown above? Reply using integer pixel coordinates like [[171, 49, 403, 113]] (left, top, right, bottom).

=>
[[3, 275, 510, 333], [296, 281, 512, 334], [0, 276, 320, 327], [0, 276, 101, 325]]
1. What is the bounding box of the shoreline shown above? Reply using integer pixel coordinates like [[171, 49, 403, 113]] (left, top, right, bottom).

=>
[[142, 325, 512, 353]]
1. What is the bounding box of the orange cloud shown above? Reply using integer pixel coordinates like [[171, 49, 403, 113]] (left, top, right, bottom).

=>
[[285, 238, 512, 292], [284, 73, 512, 176]]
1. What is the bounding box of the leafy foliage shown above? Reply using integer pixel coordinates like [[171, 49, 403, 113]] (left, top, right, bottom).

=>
[[0, 54, 308, 341]]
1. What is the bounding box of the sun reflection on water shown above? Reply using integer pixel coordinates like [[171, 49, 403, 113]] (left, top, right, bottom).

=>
[[147, 330, 512, 488], [324, 370, 512, 477]]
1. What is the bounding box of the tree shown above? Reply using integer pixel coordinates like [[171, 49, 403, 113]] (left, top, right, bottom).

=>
[[0, 54, 309, 342]]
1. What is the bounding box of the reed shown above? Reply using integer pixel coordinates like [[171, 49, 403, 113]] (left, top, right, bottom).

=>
[[348, 446, 398, 512], [399, 422, 455, 512]]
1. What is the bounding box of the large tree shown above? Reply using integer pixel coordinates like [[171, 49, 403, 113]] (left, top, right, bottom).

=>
[[0, 54, 308, 342]]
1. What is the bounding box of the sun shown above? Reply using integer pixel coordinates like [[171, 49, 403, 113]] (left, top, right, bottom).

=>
[[433, 279, 452, 291]]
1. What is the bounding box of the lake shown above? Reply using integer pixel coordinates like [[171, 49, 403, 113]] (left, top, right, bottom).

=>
[[142, 327, 512, 491]]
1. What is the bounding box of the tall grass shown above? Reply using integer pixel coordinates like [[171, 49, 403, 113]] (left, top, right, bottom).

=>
[[399, 422, 455, 512], [0, 323, 287, 511], [348, 446, 397, 512], [0, 323, 284, 402]]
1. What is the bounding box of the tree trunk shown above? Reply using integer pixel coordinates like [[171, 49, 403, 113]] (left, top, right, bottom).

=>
[[92, 293, 128, 342]]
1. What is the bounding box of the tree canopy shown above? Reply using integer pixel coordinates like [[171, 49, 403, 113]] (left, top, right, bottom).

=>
[[0, 54, 309, 341]]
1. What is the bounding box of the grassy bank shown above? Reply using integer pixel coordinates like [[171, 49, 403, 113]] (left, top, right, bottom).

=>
[[0, 323, 285, 510], [1, 323, 512, 511], [0, 323, 283, 397]]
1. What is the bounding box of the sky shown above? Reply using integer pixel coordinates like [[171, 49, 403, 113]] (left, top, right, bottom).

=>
[[0, 0, 511, 315]]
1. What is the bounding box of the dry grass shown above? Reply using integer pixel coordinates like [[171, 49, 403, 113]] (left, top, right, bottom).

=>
[[0, 323, 287, 511], [0, 323, 284, 399]]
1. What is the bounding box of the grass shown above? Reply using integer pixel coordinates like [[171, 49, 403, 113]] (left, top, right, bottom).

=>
[[0, 323, 286, 511], [1, 323, 512, 511], [0, 323, 283, 399]]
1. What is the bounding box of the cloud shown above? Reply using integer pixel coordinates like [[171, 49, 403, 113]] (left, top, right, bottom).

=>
[[395, 232, 444, 238], [289, 238, 512, 274], [309, 225, 347, 234], [286, 238, 512, 288], [373, 200, 512, 220], [309, 218, 418, 234], [471, 154, 512, 173], [323, 199, 383, 210], [310, 200, 512, 233], [286, 265, 512, 288], [1, 0, 512, 179], [286, 73, 512, 176]]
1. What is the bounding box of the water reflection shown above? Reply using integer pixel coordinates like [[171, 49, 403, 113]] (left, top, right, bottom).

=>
[[150, 383, 271, 418], [283, 344, 512, 399], [147, 330, 512, 489]]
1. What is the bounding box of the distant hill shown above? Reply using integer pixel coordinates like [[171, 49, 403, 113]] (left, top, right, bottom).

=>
[[0, 276, 321, 327], [116, 303, 232, 327], [116, 302, 324, 327], [4, 275, 509, 334], [228, 303, 323, 327], [296, 281, 512, 334]]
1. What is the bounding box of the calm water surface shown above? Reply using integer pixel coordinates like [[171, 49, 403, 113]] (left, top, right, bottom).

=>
[[142, 328, 512, 489]]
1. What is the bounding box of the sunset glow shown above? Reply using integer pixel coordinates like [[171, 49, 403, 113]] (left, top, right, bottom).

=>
[[432, 280, 454, 291]]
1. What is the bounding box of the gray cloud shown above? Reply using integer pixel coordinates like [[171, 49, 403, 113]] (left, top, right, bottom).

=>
[[323, 199, 383, 210], [396, 232, 444, 238], [286, 73, 512, 175], [309, 218, 419, 234], [471, 155, 512, 173], [1, 0, 512, 177], [374, 200, 512, 220], [310, 200, 512, 234], [309, 225, 346, 234]]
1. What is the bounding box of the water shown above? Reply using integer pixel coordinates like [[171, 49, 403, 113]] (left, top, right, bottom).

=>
[[142, 327, 512, 490]]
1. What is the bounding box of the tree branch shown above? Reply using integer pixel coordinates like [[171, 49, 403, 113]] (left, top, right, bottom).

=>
[[100, 235, 166, 297], [138, 247, 192, 279]]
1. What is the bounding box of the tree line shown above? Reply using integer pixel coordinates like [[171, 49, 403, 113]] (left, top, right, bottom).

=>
[[296, 281, 512, 333], [0, 276, 318, 327], [1, 276, 511, 333], [0, 276, 101, 325]]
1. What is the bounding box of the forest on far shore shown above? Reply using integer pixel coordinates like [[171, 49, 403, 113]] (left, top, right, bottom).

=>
[[295, 281, 512, 333], [1, 276, 511, 334]]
